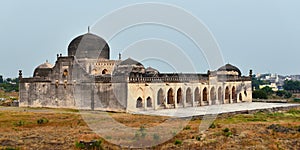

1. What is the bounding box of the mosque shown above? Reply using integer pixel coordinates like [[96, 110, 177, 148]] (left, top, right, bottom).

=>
[[19, 31, 252, 112]]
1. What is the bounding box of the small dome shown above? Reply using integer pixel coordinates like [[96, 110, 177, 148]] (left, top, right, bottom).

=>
[[36, 62, 53, 69], [113, 58, 145, 75], [68, 33, 110, 59], [218, 64, 241, 76], [33, 62, 53, 77], [119, 58, 143, 66], [145, 67, 159, 76]]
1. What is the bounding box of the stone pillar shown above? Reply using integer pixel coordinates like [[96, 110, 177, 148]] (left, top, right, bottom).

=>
[[165, 88, 168, 105], [144, 96, 147, 110], [154, 92, 157, 110], [208, 87, 211, 105], [229, 92, 232, 104], [183, 89, 186, 108], [200, 87, 204, 106], [192, 90, 195, 107], [91, 85, 94, 111], [174, 89, 178, 108]]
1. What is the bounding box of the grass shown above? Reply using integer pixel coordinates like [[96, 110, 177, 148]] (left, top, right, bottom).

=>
[[0, 107, 299, 149]]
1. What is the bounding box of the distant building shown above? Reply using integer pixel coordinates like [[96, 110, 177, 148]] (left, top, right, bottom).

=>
[[259, 83, 279, 91], [19, 32, 252, 112]]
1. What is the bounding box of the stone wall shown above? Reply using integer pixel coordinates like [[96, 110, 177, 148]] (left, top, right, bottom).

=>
[[126, 80, 252, 112]]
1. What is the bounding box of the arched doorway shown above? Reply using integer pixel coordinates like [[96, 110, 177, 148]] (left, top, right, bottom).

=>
[[239, 93, 243, 102], [210, 87, 216, 105], [218, 87, 222, 104], [157, 89, 164, 105], [102, 69, 108, 74], [232, 86, 237, 103], [186, 88, 192, 105], [177, 88, 183, 105], [225, 86, 230, 104], [136, 97, 143, 108], [146, 97, 152, 108], [63, 69, 68, 77], [92, 69, 98, 75], [167, 88, 174, 104], [203, 87, 208, 105], [194, 87, 200, 105]]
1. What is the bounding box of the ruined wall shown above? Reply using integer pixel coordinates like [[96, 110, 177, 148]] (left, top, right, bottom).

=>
[[19, 80, 76, 108], [19, 80, 127, 112]]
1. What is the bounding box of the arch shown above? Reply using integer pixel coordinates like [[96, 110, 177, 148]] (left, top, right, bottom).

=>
[[232, 86, 237, 103], [225, 86, 230, 104], [194, 87, 200, 103], [63, 69, 68, 77], [92, 69, 98, 75], [177, 88, 183, 104], [239, 93, 243, 101], [146, 97, 152, 107], [167, 88, 175, 104], [157, 88, 164, 105], [203, 87, 208, 102], [186, 87, 192, 104], [218, 87, 222, 103], [210, 87, 216, 105], [102, 69, 108, 74], [136, 97, 143, 108]]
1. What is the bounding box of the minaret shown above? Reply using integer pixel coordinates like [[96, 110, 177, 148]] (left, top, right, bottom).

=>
[[18, 70, 22, 80], [118, 53, 122, 60]]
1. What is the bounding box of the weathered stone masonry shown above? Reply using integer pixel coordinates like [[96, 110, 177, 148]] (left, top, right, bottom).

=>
[[19, 32, 252, 112]]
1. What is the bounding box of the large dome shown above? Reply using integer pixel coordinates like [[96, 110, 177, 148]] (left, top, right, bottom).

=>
[[68, 33, 110, 59]]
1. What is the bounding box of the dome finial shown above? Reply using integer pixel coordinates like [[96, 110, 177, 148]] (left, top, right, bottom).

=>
[[118, 53, 121, 60], [88, 26, 90, 33]]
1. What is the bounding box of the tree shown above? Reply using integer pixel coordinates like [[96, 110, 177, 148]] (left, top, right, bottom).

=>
[[252, 77, 270, 90], [252, 90, 268, 99], [261, 86, 273, 95], [5, 78, 12, 83], [0, 75, 3, 83], [283, 80, 300, 91], [276, 90, 292, 99], [0, 77, 19, 92]]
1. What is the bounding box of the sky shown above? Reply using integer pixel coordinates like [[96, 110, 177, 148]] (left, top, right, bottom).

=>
[[1, 0, 300, 78]]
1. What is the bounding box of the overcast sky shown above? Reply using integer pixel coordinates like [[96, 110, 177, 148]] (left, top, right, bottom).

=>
[[1, 0, 300, 78]]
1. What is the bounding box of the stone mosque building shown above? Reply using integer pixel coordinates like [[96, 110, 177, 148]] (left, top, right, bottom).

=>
[[19, 32, 252, 112]]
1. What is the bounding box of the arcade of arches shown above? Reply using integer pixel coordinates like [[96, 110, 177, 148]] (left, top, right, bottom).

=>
[[134, 85, 250, 109]]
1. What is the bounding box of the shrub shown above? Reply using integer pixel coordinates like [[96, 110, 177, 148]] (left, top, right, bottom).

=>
[[139, 125, 146, 132], [209, 122, 216, 129], [153, 133, 160, 141], [37, 118, 48, 124], [183, 125, 191, 130], [13, 120, 25, 127], [174, 139, 182, 145], [223, 128, 232, 137], [223, 128, 230, 133], [75, 141, 85, 149], [276, 90, 292, 98], [75, 140, 103, 150], [252, 90, 268, 99], [196, 135, 201, 141]]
